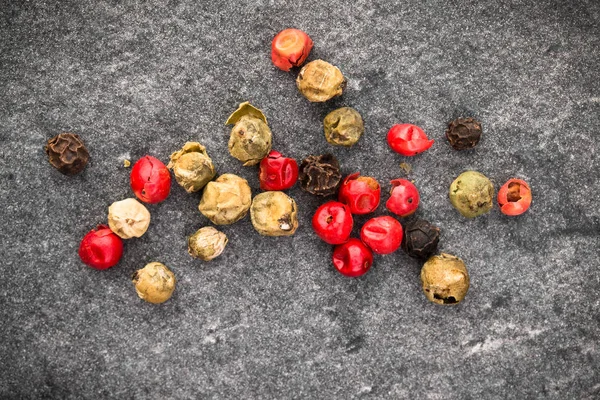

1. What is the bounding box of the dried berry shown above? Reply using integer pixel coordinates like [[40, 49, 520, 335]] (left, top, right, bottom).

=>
[[188, 227, 228, 261], [312, 201, 353, 245], [498, 178, 532, 216], [226, 102, 272, 166], [421, 253, 469, 305], [401, 219, 440, 260], [338, 173, 381, 215], [386, 179, 420, 217], [323, 107, 364, 147], [271, 28, 313, 71], [387, 124, 434, 156], [299, 154, 342, 196], [108, 198, 151, 239], [132, 262, 176, 304], [130, 155, 172, 204], [360, 216, 403, 255], [167, 142, 216, 193], [446, 118, 482, 150], [258, 150, 299, 191], [449, 171, 494, 218], [332, 238, 373, 278], [198, 174, 252, 225], [250, 191, 299, 236], [78, 225, 123, 270], [44, 133, 89, 175], [296, 60, 346, 102]]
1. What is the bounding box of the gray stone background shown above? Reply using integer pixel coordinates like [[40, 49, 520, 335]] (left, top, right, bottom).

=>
[[1, 0, 599, 398]]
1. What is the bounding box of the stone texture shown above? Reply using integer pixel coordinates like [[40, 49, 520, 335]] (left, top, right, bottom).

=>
[[1, 0, 599, 398]]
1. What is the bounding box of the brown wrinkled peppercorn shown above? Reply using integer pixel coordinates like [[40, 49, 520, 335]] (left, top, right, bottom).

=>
[[421, 253, 470, 305], [323, 107, 364, 147], [296, 60, 346, 102], [226, 102, 272, 166], [299, 154, 342, 196], [401, 219, 440, 260], [446, 118, 482, 150], [250, 191, 299, 236], [132, 262, 176, 304], [188, 227, 228, 261], [198, 174, 252, 225], [44, 133, 89, 175], [167, 142, 216, 193]]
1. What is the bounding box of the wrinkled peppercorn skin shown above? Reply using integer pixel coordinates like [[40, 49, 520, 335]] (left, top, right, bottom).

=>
[[299, 154, 342, 196], [45, 133, 89, 175], [323, 107, 364, 147], [446, 118, 482, 150], [449, 171, 494, 218], [250, 191, 299, 236], [78, 225, 123, 270], [401, 219, 440, 260], [421, 253, 470, 305], [132, 262, 176, 304], [296, 60, 346, 102]]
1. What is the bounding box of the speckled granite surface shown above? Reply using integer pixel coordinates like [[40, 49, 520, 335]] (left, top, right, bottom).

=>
[[1, 0, 599, 398]]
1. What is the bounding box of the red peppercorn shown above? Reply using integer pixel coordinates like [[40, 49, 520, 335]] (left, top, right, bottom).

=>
[[78, 225, 124, 270], [338, 173, 381, 215], [498, 178, 532, 216], [258, 150, 299, 191], [271, 28, 313, 71], [332, 238, 373, 277], [130, 155, 171, 204], [387, 123, 434, 156], [312, 201, 353, 245], [360, 216, 403, 255], [386, 179, 420, 217]]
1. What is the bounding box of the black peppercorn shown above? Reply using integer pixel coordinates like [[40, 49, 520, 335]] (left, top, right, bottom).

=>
[[445, 118, 482, 150], [45, 133, 89, 175], [299, 154, 342, 196], [401, 219, 440, 259]]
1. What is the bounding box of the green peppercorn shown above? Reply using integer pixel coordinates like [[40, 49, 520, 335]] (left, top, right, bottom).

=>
[[226, 102, 272, 166], [323, 107, 364, 147], [449, 171, 494, 218], [296, 60, 346, 102], [132, 262, 176, 304], [421, 253, 469, 305], [199, 174, 252, 225], [167, 142, 216, 193], [250, 191, 298, 236], [188, 227, 228, 261]]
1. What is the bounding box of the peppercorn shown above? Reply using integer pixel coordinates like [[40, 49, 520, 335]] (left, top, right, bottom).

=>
[[360, 216, 403, 255], [421, 253, 470, 305], [332, 238, 373, 278], [198, 173, 252, 225], [78, 225, 123, 270], [271, 28, 313, 71], [312, 201, 353, 245], [44, 133, 89, 175], [498, 178, 532, 216], [107, 198, 151, 239], [386, 179, 420, 217], [449, 171, 494, 218], [299, 154, 342, 196], [167, 142, 216, 193], [446, 118, 482, 150], [132, 262, 176, 304], [130, 155, 172, 204], [401, 219, 440, 260], [258, 150, 299, 191], [226, 102, 272, 166], [188, 227, 228, 261], [323, 107, 364, 147], [296, 60, 346, 102], [338, 173, 381, 215], [250, 191, 299, 236], [387, 124, 434, 156]]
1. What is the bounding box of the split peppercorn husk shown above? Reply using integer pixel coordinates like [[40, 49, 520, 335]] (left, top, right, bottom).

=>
[[250, 191, 299, 236], [108, 198, 151, 239], [401, 219, 440, 260], [44, 133, 89, 175], [299, 154, 342, 196], [323, 107, 364, 147], [226, 102, 272, 166], [446, 118, 482, 150], [296, 60, 346, 102], [132, 262, 176, 304], [188, 226, 228, 261], [167, 142, 216, 193], [198, 173, 252, 225], [421, 253, 470, 305], [449, 171, 494, 218]]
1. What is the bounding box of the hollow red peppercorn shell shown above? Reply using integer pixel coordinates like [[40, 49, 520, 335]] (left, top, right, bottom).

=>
[[312, 201, 353, 245], [498, 178, 532, 216], [78, 225, 124, 270], [130, 155, 172, 204], [386, 179, 420, 217], [332, 238, 374, 277], [258, 150, 299, 191], [360, 216, 403, 255], [387, 123, 434, 156], [271, 28, 313, 71], [338, 173, 381, 215]]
